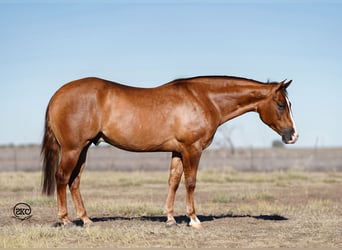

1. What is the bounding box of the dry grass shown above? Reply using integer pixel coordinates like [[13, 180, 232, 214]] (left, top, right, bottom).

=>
[[0, 169, 341, 248]]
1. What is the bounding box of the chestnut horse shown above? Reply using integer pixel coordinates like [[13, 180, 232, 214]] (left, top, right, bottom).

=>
[[41, 76, 298, 228]]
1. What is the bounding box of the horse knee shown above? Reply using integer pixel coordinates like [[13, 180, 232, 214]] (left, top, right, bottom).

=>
[[185, 177, 196, 191]]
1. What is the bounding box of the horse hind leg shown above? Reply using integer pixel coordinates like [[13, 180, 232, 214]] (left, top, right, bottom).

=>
[[55, 148, 81, 226], [68, 145, 93, 227]]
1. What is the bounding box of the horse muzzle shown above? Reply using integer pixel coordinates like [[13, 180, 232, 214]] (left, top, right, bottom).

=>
[[282, 128, 299, 144]]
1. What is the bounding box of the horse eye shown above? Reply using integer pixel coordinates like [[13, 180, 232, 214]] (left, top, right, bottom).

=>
[[277, 103, 286, 110]]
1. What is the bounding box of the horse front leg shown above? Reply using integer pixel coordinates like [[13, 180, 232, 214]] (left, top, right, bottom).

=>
[[182, 147, 202, 229], [164, 152, 183, 227]]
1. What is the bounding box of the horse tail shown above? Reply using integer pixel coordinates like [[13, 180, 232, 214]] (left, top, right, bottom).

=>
[[41, 106, 60, 196]]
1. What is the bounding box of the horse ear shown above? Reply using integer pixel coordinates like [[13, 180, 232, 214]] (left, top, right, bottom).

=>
[[277, 79, 292, 91], [283, 79, 292, 89]]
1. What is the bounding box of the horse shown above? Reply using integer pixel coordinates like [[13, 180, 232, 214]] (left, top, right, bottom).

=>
[[41, 75, 298, 228]]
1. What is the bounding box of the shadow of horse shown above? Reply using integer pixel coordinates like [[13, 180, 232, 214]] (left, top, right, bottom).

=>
[[53, 213, 288, 227]]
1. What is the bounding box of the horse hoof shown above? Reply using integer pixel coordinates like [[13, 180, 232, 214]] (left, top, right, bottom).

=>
[[82, 217, 93, 226], [189, 222, 203, 229], [188, 216, 203, 229], [83, 220, 94, 228], [165, 219, 178, 228]]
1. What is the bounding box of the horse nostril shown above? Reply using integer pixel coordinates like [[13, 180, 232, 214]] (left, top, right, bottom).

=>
[[282, 128, 298, 144]]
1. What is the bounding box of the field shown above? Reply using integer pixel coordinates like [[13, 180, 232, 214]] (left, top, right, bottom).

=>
[[1, 169, 341, 248]]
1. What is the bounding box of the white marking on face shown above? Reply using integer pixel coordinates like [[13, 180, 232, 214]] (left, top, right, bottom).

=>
[[285, 96, 298, 143]]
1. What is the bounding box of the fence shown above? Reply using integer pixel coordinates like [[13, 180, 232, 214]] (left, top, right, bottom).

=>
[[0, 145, 341, 172]]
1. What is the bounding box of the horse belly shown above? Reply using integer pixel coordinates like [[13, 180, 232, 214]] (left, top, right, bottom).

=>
[[102, 111, 176, 152]]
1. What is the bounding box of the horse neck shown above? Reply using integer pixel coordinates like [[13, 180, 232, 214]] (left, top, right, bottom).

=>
[[207, 79, 273, 125]]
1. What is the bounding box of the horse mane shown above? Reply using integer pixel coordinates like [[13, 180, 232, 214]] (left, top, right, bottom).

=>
[[171, 75, 288, 96], [173, 75, 281, 86]]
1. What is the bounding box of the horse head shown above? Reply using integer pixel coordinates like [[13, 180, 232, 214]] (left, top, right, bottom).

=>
[[257, 80, 299, 144]]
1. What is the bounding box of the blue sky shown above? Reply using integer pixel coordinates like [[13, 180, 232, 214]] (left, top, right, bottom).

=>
[[0, 0, 341, 148]]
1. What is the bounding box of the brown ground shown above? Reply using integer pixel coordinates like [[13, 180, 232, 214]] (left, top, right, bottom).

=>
[[0, 170, 341, 248]]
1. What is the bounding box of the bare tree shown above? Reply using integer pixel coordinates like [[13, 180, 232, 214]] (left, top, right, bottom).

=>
[[215, 125, 235, 154]]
